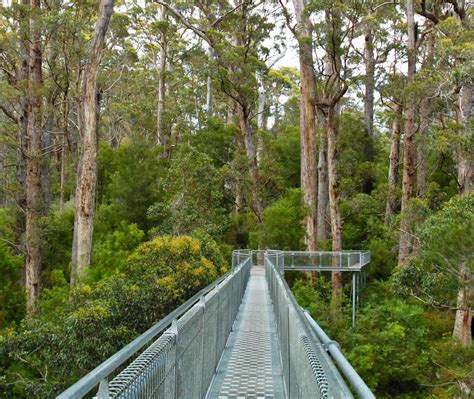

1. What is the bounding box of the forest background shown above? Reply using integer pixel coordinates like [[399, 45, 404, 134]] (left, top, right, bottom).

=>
[[0, 0, 472, 397]]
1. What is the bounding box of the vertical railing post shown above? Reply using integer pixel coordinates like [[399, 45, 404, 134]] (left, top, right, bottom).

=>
[[171, 319, 178, 399], [96, 378, 109, 399], [199, 295, 206, 397], [352, 273, 356, 328]]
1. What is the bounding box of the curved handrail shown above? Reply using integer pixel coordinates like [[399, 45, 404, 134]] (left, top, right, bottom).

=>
[[265, 251, 375, 399], [57, 262, 246, 399]]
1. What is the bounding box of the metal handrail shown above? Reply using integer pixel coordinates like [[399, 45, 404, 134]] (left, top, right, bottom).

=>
[[57, 267, 238, 399], [265, 251, 375, 399], [302, 310, 375, 399]]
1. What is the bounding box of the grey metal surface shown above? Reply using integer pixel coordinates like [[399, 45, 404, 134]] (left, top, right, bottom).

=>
[[59, 249, 374, 399], [206, 267, 286, 399], [265, 251, 355, 399], [303, 310, 375, 399], [57, 264, 244, 399]]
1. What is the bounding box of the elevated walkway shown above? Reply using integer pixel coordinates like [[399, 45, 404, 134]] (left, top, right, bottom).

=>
[[58, 250, 374, 399], [207, 267, 285, 398]]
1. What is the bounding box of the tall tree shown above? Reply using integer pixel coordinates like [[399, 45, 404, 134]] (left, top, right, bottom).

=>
[[398, 0, 417, 265], [71, 0, 115, 286], [24, 0, 43, 315], [291, 0, 317, 251]]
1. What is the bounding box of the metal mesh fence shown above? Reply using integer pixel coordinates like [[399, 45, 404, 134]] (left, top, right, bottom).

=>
[[265, 251, 354, 399], [105, 255, 251, 399]]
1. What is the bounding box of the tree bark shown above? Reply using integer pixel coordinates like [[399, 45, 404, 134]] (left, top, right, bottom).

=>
[[236, 103, 263, 222], [385, 102, 402, 222], [71, 0, 114, 287], [256, 69, 265, 163], [257, 70, 265, 130], [25, 0, 43, 316], [450, 1, 473, 346], [293, 0, 317, 251], [41, 110, 53, 208], [456, 82, 472, 195], [327, 106, 343, 300], [206, 47, 213, 117], [15, 57, 28, 253], [156, 5, 167, 157], [364, 28, 375, 137], [453, 262, 472, 346], [316, 110, 328, 242], [398, 0, 417, 265], [416, 31, 434, 198]]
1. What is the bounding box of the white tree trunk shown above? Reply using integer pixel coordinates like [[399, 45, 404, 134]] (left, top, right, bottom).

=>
[[71, 0, 114, 286], [293, 0, 317, 251]]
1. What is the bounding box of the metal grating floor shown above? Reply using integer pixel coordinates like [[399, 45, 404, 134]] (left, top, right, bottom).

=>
[[206, 267, 286, 399]]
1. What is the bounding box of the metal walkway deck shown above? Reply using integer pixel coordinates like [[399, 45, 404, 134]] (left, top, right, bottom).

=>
[[206, 267, 285, 399], [58, 250, 375, 399]]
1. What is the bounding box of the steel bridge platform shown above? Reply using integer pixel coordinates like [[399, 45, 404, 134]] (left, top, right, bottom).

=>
[[206, 267, 286, 399]]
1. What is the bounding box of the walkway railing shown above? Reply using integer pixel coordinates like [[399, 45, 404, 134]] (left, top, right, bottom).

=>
[[265, 250, 375, 399], [57, 253, 252, 399]]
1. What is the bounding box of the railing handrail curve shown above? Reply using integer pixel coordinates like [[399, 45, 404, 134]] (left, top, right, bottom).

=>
[[57, 260, 249, 399]]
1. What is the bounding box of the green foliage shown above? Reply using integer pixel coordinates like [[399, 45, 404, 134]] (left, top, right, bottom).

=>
[[251, 189, 305, 249], [0, 243, 24, 330], [125, 235, 220, 301], [0, 234, 225, 397], [261, 125, 300, 192], [89, 221, 145, 282], [97, 142, 164, 231], [345, 283, 432, 398], [40, 203, 75, 285], [188, 118, 237, 167], [338, 110, 377, 195], [393, 194, 474, 310], [148, 145, 227, 237]]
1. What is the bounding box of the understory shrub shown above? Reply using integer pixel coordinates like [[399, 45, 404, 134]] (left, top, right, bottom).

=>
[[0, 234, 225, 398]]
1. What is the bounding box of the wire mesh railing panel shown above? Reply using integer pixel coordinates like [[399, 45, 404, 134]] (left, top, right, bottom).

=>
[[265, 253, 354, 399], [201, 290, 219, 396], [216, 278, 232, 359], [85, 256, 252, 399], [175, 305, 204, 399], [108, 332, 176, 399]]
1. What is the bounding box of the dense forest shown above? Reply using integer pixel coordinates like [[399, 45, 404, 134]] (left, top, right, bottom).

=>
[[0, 0, 472, 397]]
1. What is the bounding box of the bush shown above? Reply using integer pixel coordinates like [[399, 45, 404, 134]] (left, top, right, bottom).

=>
[[0, 243, 24, 330], [251, 188, 305, 249], [0, 234, 225, 397]]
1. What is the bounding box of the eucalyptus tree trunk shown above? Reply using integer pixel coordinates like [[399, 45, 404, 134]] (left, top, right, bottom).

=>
[[450, 2, 473, 346], [364, 28, 375, 137], [293, 0, 317, 251], [257, 70, 265, 129], [41, 110, 54, 208], [25, 0, 43, 316], [316, 110, 328, 242], [327, 105, 343, 300], [456, 83, 472, 195], [256, 69, 265, 163], [385, 102, 402, 222], [453, 262, 472, 346], [15, 56, 28, 252], [236, 103, 263, 222], [156, 5, 167, 157], [398, 0, 417, 265], [416, 96, 430, 198], [206, 47, 213, 117], [71, 0, 114, 287], [416, 31, 434, 198]]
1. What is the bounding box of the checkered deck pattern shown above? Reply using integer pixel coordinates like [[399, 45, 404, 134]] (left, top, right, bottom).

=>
[[206, 267, 286, 399]]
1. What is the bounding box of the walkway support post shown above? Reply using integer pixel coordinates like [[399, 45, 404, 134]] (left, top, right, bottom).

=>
[[352, 272, 356, 327]]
